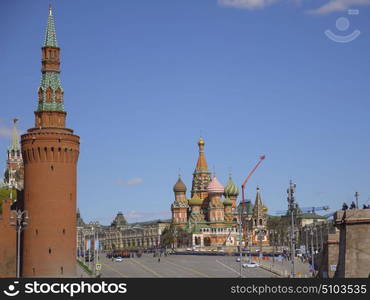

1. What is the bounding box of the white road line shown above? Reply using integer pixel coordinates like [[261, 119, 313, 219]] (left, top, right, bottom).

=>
[[216, 259, 240, 276]]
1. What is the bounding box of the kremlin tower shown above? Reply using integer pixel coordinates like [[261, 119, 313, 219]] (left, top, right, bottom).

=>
[[21, 6, 80, 277], [4, 119, 24, 192]]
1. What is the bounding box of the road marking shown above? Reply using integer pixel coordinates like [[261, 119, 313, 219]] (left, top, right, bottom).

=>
[[130, 258, 162, 278], [101, 262, 128, 278], [165, 259, 212, 278], [216, 259, 240, 277]]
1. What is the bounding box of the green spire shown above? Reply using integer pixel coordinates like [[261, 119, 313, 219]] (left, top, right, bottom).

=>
[[44, 5, 58, 47], [37, 5, 64, 112], [8, 119, 20, 152]]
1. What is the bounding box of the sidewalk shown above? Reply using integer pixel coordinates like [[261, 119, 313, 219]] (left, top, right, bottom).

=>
[[76, 260, 93, 278], [255, 256, 313, 278]]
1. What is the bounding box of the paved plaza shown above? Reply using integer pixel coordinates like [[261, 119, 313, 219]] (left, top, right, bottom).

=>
[[97, 254, 277, 278]]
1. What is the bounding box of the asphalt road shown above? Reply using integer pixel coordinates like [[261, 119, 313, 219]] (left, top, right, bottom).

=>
[[98, 254, 277, 278]]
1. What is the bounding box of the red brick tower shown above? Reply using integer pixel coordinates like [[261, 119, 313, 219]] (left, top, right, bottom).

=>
[[21, 6, 80, 277]]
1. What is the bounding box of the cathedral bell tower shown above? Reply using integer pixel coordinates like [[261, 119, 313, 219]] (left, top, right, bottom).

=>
[[21, 6, 80, 277]]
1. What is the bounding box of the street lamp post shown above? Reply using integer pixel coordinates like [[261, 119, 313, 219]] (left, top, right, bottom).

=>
[[238, 211, 243, 277], [354, 192, 359, 209], [287, 180, 297, 278], [310, 226, 315, 277], [89, 221, 100, 276], [234, 207, 249, 278], [10, 209, 29, 278]]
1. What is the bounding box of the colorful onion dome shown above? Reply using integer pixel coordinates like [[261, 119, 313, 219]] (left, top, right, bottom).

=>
[[198, 137, 205, 146], [207, 176, 224, 194], [173, 177, 187, 193], [224, 176, 239, 197], [223, 197, 233, 206], [188, 195, 203, 206]]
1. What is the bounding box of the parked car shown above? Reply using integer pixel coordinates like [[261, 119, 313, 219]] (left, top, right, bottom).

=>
[[115, 257, 123, 262], [242, 262, 259, 268], [236, 257, 241, 262]]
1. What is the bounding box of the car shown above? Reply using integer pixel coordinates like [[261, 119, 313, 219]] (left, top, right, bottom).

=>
[[242, 262, 259, 268], [236, 257, 241, 262], [186, 248, 192, 251], [115, 257, 123, 262]]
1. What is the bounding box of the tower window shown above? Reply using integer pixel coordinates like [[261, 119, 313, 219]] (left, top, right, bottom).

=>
[[49, 248, 52, 254], [35, 229, 38, 236], [51, 165, 54, 171], [32, 268, 35, 275], [60, 267, 63, 275], [62, 229, 65, 235], [259, 219, 263, 226]]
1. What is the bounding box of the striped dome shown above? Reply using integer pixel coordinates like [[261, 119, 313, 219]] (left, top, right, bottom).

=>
[[224, 177, 239, 197], [207, 176, 224, 194]]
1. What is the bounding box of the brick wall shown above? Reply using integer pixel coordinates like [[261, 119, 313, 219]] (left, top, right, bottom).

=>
[[0, 199, 16, 277], [335, 209, 370, 278]]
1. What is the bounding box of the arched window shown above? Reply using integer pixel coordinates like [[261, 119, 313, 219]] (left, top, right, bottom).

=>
[[46, 88, 52, 102], [55, 88, 62, 102], [259, 219, 263, 226], [38, 88, 43, 102]]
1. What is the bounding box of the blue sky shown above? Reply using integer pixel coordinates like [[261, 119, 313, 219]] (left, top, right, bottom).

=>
[[1, 0, 370, 224]]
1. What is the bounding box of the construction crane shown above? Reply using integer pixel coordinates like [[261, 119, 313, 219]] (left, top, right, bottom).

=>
[[240, 155, 266, 245]]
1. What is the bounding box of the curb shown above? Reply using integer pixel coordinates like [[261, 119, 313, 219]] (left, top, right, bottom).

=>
[[259, 263, 285, 277]]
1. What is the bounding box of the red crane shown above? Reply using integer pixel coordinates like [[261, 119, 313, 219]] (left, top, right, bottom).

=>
[[240, 155, 266, 246]]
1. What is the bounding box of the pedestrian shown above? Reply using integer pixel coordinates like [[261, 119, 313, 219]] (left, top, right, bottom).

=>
[[350, 201, 356, 209], [342, 202, 348, 210], [158, 257, 160, 263]]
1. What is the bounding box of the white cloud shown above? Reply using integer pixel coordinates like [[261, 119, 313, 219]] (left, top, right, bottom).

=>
[[127, 177, 144, 185], [218, 0, 370, 13], [309, 0, 370, 14], [115, 177, 144, 186], [218, 0, 280, 10]]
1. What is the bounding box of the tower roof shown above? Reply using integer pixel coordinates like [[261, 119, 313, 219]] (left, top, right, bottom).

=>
[[195, 137, 209, 173], [207, 176, 224, 194], [252, 186, 265, 216], [173, 176, 187, 193], [8, 119, 20, 152], [38, 5, 64, 112], [224, 174, 239, 197], [111, 212, 128, 228], [44, 5, 58, 47]]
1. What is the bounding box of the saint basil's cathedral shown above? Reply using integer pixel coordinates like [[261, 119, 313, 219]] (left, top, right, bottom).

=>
[[171, 138, 269, 248]]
